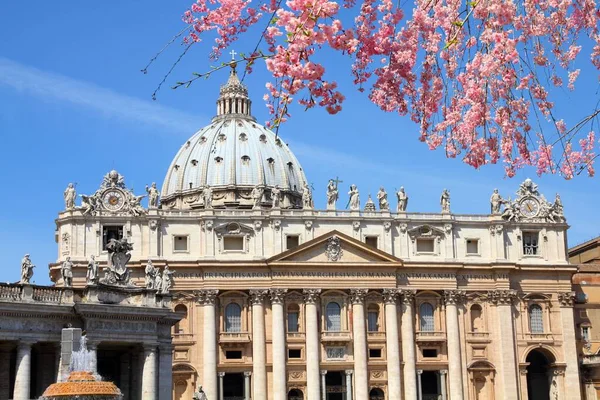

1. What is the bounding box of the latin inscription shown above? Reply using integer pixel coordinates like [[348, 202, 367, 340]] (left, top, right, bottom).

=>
[[175, 271, 509, 280]]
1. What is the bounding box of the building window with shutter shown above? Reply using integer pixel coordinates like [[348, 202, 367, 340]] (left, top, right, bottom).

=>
[[225, 303, 242, 332], [287, 304, 300, 332], [419, 303, 435, 332], [325, 302, 342, 332], [367, 304, 379, 332], [529, 304, 544, 333]]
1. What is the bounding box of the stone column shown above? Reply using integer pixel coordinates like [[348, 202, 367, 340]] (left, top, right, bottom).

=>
[[14, 340, 33, 400], [490, 290, 519, 400], [383, 289, 402, 400], [270, 289, 288, 400], [558, 292, 583, 400], [304, 289, 322, 400], [345, 370, 353, 400], [250, 289, 269, 400], [218, 372, 225, 400], [416, 369, 423, 400], [120, 353, 131, 400], [159, 344, 173, 400], [141, 344, 158, 400], [350, 289, 369, 400], [244, 371, 252, 400], [320, 370, 327, 400], [401, 290, 417, 400], [440, 370, 447, 400], [200, 289, 219, 400], [444, 290, 465, 400]]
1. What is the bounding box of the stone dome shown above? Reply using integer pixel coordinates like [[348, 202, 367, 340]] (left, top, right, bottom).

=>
[[161, 65, 308, 209]]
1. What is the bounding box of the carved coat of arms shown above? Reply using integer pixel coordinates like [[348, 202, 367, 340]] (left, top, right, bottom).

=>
[[325, 236, 343, 262]]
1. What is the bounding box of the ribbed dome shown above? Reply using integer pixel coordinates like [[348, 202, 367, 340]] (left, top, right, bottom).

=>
[[160, 66, 308, 210]]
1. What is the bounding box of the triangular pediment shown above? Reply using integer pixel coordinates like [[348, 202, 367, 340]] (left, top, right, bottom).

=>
[[267, 230, 402, 264]]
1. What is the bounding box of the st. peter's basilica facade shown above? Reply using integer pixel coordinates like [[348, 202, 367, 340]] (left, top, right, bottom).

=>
[[50, 65, 582, 400]]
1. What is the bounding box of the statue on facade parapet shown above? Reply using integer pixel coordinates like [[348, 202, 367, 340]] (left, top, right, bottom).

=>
[[203, 185, 213, 209], [490, 189, 504, 215], [86, 255, 99, 285], [271, 185, 281, 209], [101, 170, 126, 189], [61, 257, 73, 287], [101, 238, 135, 287], [501, 179, 564, 223], [251, 185, 264, 209], [396, 187, 408, 212], [129, 194, 147, 216], [20, 254, 34, 284], [326, 179, 339, 210], [302, 183, 313, 209], [64, 183, 77, 210], [145, 182, 160, 208], [80, 194, 98, 216], [347, 184, 360, 210], [440, 189, 451, 213], [377, 187, 389, 211]]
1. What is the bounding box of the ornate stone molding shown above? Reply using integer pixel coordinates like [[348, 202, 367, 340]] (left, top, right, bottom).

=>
[[443, 223, 453, 235], [443, 290, 466, 305], [254, 220, 263, 231], [382, 289, 401, 304], [272, 219, 282, 231], [487, 289, 517, 305], [197, 289, 219, 305], [320, 370, 328, 376], [244, 371, 252, 377], [305, 220, 313, 230], [400, 289, 416, 304], [303, 289, 321, 304], [488, 224, 503, 236], [350, 289, 368, 304], [149, 220, 160, 231], [557, 291, 576, 307], [269, 289, 288, 304], [249, 289, 269, 305], [383, 221, 392, 232], [325, 236, 343, 262], [399, 223, 408, 234], [345, 370, 353, 376], [218, 372, 226, 377]]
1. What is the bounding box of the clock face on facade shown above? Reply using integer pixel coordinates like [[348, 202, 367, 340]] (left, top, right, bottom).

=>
[[102, 190, 125, 211], [519, 197, 540, 218]]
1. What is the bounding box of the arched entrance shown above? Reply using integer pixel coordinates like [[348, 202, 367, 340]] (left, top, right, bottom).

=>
[[526, 350, 552, 400], [172, 364, 197, 400], [369, 388, 385, 400], [288, 388, 304, 400]]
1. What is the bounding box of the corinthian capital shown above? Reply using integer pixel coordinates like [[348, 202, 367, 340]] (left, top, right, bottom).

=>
[[197, 289, 219, 305], [382, 289, 401, 304], [249, 289, 269, 305], [487, 289, 517, 305], [269, 288, 288, 304], [350, 289, 368, 304], [303, 289, 321, 304], [557, 291, 576, 307], [443, 290, 466, 305], [400, 289, 416, 304]]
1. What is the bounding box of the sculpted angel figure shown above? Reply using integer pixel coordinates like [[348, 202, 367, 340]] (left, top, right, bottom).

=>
[[347, 184, 360, 210], [61, 257, 73, 287], [64, 183, 77, 210], [20, 254, 35, 284], [129, 194, 147, 216], [145, 182, 160, 208], [377, 187, 389, 210], [440, 189, 451, 213], [80, 194, 98, 216], [396, 187, 408, 212], [326, 179, 339, 210], [87, 255, 99, 285], [490, 189, 503, 214]]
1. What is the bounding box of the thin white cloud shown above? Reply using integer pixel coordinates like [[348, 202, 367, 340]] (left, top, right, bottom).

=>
[[0, 57, 203, 133]]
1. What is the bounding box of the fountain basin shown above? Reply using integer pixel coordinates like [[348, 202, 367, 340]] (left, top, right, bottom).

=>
[[40, 371, 122, 399]]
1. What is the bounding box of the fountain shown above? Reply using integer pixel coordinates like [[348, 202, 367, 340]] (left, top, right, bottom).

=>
[[40, 336, 123, 400]]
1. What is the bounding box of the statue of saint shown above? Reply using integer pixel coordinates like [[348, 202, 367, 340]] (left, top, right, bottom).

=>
[[193, 386, 207, 400], [377, 187, 389, 210], [86, 255, 99, 285], [251, 185, 264, 209], [271, 185, 281, 209], [326, 179, 339, 210], [145, 260, 156, 289], [64, 183, 77, 210], [490, 189, 503, 214], [154, 267, 163, 293], [203, 186, 213, 209], [396, 187, 408, 212], [347, 184, 360, 210], [145, 182, 160, 208], [20, 254, 35, 284], [440, 189, 451, 213], [161, 265, 175, 294], [302, 183, 313, 209], [61, 257, 73, 287]]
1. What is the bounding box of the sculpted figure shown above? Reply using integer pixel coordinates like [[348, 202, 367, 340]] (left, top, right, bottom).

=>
[[517, 178, 539, 196], [251, 185, 264, 209], [203, 185, 213, 209], [501, 198, 518, 221], [86, 255, 99, 285], [161, 264, 175, 294], [326, 179, 339, 210], [377, 187, 389, 210], [154, 267, 163, 293], [193, 386, 207, 400], [61, 257, 73, 287], [490, 189, 503, 214], [347, 184, 360, 210], [145, 182, 160, 208], [302, 183, 313, 209], [102, 237, 134, 286], [553, 193, 564, 215], [145, 260, 156, 289], [396, 187, 408, 212], [271, 185, 281, 208], [80, 194, 98, 216], [20, 254, 35, 284], [129, 194, 147, 217], [64, 183, 77, 210], [440, 189, 451, 213]]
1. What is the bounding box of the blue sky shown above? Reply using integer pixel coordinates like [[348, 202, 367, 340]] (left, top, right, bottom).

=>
[[0, 2, 599, 285]]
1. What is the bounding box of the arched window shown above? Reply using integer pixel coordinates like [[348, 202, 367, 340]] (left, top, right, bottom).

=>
[[326, 302, 342, 331], [367, 304, 379, 332], [225, 303, 242, 332], [419, 303, 435, 332], [288, 389, 304, 400], [369, 388, 385, 400], [287, 304, 300, 333], [470, 304, 483, 332], [529, 304, 544, 334], [174, 304, 188, 334]]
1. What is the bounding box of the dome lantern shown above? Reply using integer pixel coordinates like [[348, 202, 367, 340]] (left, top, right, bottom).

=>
[[214, 63, 253, 121]]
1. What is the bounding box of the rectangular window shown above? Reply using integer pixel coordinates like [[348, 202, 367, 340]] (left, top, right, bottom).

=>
[[416, 238, 435, 253], [102, 226, 123, 250], [466, 239, 479, 255], [365, 236, 378, 249], [288, 349, 302, 359], [286, 235, 300, 250], [367, 311, 379, 332], [288, 312, 299, 333], [368, 348, 382, 358], [423, 349, 438, 358], [223, 236, 244, 251], [325, 347, 345, 360], [582, 326, 590, 342], [225, 350, 243, 359], [174, 235, 188, 252], [523, 232, 539, 255]]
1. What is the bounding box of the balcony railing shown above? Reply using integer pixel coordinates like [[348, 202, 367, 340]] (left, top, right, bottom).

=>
[[287, 332, 306, 341], [219, 332, 251, 343], [415, 331, 446, 342], [321, 331, 351, 342], [522, 333, 554, 342], [367, 331, 386, 340], [466, 331, 490, 341], [582, 355, 600, 365], [173, 333, 195, 342]]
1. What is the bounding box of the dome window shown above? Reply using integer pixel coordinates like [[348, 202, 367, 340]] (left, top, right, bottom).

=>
[[215, 156, 223, 164], [241, 155, 251, 165], [259, 134, 267, 143], [287, 162, 293, 169], [275, 138, 282, 147], [239, 133, 247, 141], [200, 136, 207, 143], [217, 133, 227, 142], [267, 157, 275, 164], [174, 165, 180, 170], [185, 140, 191, 148], [191, 159, 198, 166]]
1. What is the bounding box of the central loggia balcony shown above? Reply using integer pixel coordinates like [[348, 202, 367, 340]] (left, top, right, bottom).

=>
[[415, 331, 447, 342], [321, 330, 352, 342], [219, 331, 252, 344]]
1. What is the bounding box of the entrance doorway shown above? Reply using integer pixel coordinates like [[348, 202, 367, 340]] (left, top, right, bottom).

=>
[[325, 371, 346, 400], [421, 371, 442, 400], [526, 350, 551, 400], [223, 373, 244, 400]]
